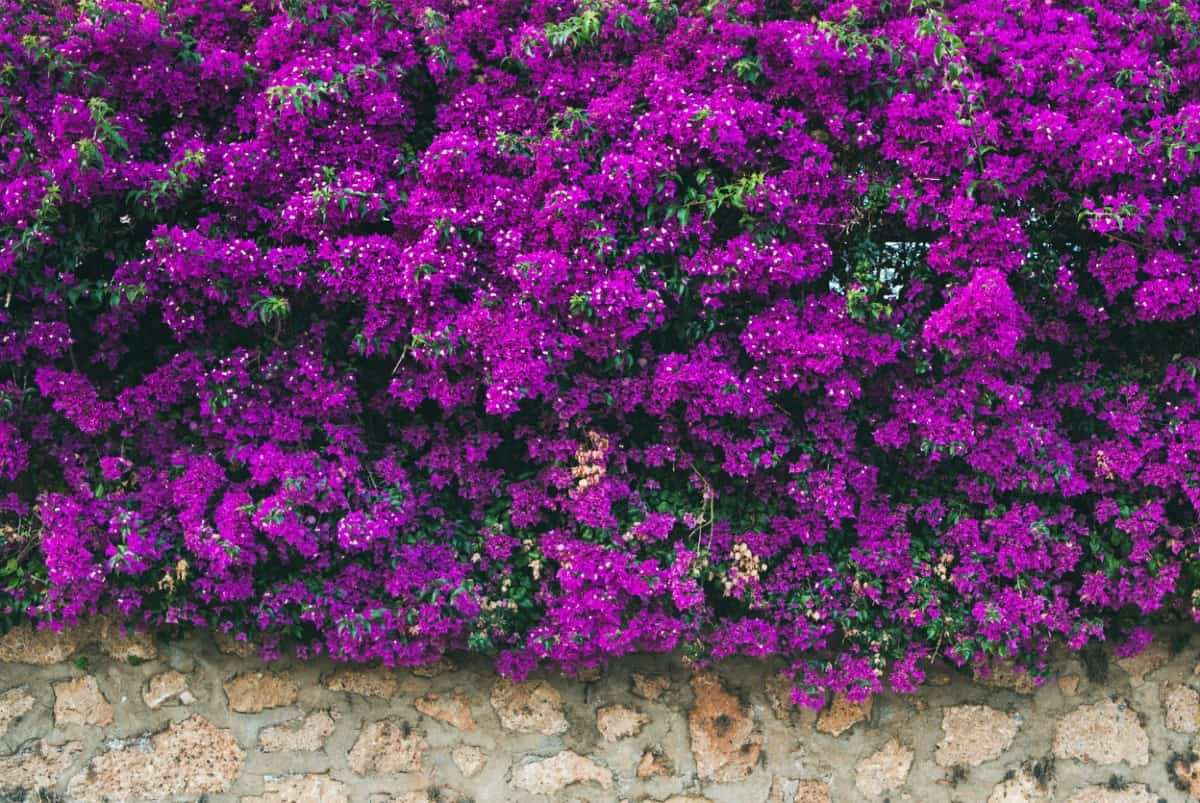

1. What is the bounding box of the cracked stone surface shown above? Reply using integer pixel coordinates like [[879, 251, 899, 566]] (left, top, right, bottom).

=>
[[1053, 699, 1149, 766], [510, 750, 613, 795], [935, 704, 1019, 767], [53, 675, 113, 727], [490, 678, 568, 735]]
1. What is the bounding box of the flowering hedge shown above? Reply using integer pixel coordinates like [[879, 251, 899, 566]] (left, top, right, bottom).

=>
[[2, 0, 1199, 702]]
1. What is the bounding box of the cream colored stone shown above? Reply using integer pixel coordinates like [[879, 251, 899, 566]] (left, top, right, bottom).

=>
[[0, 686, 35, 735], [98, 617, 158, 661], [54, 675, 113, 726], [975, 660, 1036, 694], [414, 692, 476, 730], [510, 750, 613, 796], [491, 678, 568, 735], [0, 740, 81, 789], [213, 629, 257, 657], [452, 745, 487, 777], [645, 798, 713, 803], [0, 622, 85, 664], [987, 766, 1053, 803], [688, 671, 762, 782], [1170, 751, 1200, 798], [854, 737, 913, 799], [243, 774, 349, 803], [1053, 699, 1148, 766], [224, 671, 298, 713], [1115, 641, 1169, 686], [143, 670, 190, 710], [632, 672, 670, 700], [1161, 682, 1200, 733], [348, 719, 426, 774], [1062, 784, 1159, 803], [259, 710, 338, 752], [793, 779, 833, 803], [325, 666, 398, 698], [636, 748, 672, 778], [935, 704, 1019, 767], [816, 692, 872, 736], [1058, 674, 1080, 697], [67, 715, 245, 802], [596, 704, 647, 741]]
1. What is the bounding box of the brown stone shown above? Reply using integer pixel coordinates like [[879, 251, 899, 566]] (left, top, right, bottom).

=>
[[688, 671, 762, 782], [1115, 641, 1169, 686], [1058, 674, 1080, 697], [0, 622, 85, 664], [1170, 751, 1200, 798], [636, 748, 672, 779], [259, 710, 338, 752], [213, 629, 257, 657], [224, 671, 298, 713], [816, 692, 872, 736], [54, 675, 113, 727], [794, 779, 833, 803], [410, 656, 455, 677], [143, 670, 193, 710], [414, 692, 476, 730], [935, 704, 1019, 767], [632, 672, 670, 700], [765, 673, 796, 720], [242, 774, 350, 803], [348, 719, 426, 774], [975, 660, 1036, 694], [1053, 699, 1148, 766], [452, 745, 487, 777], [491, 678, 568, 735], [1161, 682, 1200, 733], [1062, 784, 1159, 803], [325, 667, 398, 698], [97, 617, 158, 661], [67, 715, 245, 802], [510, 750, 613, 795], [0, 686, 35, 735], [596, 704, 647, 741], [854, 737, 913, 799], [0, 740, 82, 789]]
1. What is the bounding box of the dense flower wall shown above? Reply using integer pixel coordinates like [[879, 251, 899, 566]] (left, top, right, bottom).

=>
[[1, 0, 1199, 704]]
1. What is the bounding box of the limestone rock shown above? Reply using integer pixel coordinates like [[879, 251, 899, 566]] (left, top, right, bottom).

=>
[[987, 764, 1054, 803], [1058, 675, 1080, 697], [510, 750, 613, 796], [348, 719, 426, 774], [411, 656, 455, 677], [243, 774, 349, 803], [324, 667, 398, 698], [0, 740, 82, 789], [143, 670, 192, 710], [1170, 751, 1200, 798], [816, 692, 872, 736], [98, 617, 158, 661], [0, 622, 84, 664], [1161, 682, 1200, 733], [224, 671, 298, 713], [636, 748, 672, 778], [1053, 699, 1148, 766], [0, 686, 35, 735], [260, 710, 338, 752], [855, 737, 913, 799], [491, 678, 568, 735], [975, 660, 1036, 694], [765, 673, 796, 720], [1115, 641, 1169, 687], [54, 675, 113, 727], [1062, 784, 1159, 803], [688, 671, 762, 782], [67, 715, 245, 802], [596, 704, 647, 741], [935, 704, 1019, 767], [213, 630, 257, 657], [794, 779, 833, 803], [632, 672, 670, 700], [452, 745, 487, 777], [414, 692, 476, 730]]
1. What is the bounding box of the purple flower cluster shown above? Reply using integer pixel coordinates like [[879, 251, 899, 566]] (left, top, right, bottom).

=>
[[2, 0, 1200, 702]]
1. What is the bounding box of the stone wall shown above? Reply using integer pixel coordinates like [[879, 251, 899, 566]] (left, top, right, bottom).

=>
[[0, 622, 1198, 802]]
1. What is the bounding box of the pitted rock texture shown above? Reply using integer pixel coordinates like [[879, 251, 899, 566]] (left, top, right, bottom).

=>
[[0, 626, 1196, 803], [935, 704, 1019, 767], [490, 678, 568, 735], [688, 671, 762, 782], [0, 623, 83, 664], [1053, 698, 1149, 766]]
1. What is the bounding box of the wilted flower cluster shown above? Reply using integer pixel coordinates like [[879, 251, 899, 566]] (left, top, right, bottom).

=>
[[2, 0, 1200, 704]]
